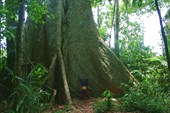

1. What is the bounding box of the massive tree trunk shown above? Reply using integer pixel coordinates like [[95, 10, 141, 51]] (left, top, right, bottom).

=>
[[22, 0, 135, 103]]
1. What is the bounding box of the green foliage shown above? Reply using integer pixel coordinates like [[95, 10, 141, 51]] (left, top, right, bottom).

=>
[[0, 0, 17, 41], [102, 90, 113, 99], [6, 64, 50, 113], [27, 0, 47, 24], [28, 64, 48, 86], [0, 56, 6, 74], [98, 27, 108, 41], [119, 80, 170, 113], [130, 0, 170, 14], [118, 15, 170, 112], [4, 0, 18, 22], [90, 0, 102, 7], [55, 110, 66, 113], [0, 0, 48, 43], [165, 8, 170, 19], [120, 36, 169, 88], [93, 90, 114, 113], [102, 90, 114, 112], [117, 6, 170, 112], [93, 100, 109, 113], [118, 11, 170, 85], [119, 14, 148, 76], [132, 0, 143, 8], [92, 1, 114, 42]]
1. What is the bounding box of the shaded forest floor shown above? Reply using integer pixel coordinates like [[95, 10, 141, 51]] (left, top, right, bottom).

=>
[[43, 97, 95, 113], [73, 98, 95, 113], [43, 97, 139, 113], [0, 97, 140, 113]]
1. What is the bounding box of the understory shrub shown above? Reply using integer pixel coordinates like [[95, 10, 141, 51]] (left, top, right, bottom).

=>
[[93, 90, 114, 113], [119, 80, 170, 113], [5, 64, 51, 113]]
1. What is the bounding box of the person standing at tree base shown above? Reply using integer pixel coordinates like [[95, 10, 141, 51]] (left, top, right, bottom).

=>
[[78, 76, 89, 98]]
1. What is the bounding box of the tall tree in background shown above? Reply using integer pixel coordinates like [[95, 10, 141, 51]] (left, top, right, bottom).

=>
[[15, 0, 26, 75], [22, 0, 134, 103], [0, 0, 2, 56], [114, 0, 120, 57], [109, 0, 116, 48], [0, 0, 2, 42], [165, 8, 170, 55], [154, 0, 170, 77], [94, 0, 120, 57]]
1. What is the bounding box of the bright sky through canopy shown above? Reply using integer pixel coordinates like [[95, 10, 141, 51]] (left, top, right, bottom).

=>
[[141, 8, 167, 55], [93, 5, 168, 55]]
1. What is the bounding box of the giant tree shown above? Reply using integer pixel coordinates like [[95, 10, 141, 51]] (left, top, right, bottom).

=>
[[22, 0, 135, 103]]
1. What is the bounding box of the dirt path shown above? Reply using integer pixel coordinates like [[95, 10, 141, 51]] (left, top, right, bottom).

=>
[[73, 98, 95, 113]]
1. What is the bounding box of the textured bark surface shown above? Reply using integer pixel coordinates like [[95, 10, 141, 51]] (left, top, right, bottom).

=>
[[114, 0, 120, 57], [22, 0, 135, 102], [15, 0, 26, 75], [62, 0, 133, 97]]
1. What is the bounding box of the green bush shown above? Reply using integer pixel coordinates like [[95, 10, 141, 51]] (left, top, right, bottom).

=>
[[93, 100, 109, 113], [55, 110, 66, 113], [93, 90, 115, 113], [119, 81, 170, 113], [6, 64, 51, 113]]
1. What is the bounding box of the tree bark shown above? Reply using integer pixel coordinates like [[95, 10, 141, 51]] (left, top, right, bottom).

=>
[[22, 0, 135, 102], [58, 48, 72, 105], [114, 0, 120, 57], [155, 0, 170, 77], [47, 53, 57, 88], [15, 0, 26, 75], [97, 6, 101, 28], [109, 0, 116, 48]]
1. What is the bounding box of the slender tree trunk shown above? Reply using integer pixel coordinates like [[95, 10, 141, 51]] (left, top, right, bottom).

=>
[[97, 6, 100, 28], [155, 0, 170, 77], [109, 0, 116, 48], [58, 48, 72, 105], [15, 0, 26, 75], [0, 0, 2, 56], [114, 0, 120, 57]]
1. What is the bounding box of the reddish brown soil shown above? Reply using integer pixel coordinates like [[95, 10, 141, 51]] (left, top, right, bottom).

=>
[[73, 98, 95, 113], [70, 98, 139, 113], [1, 98, 140, 113]]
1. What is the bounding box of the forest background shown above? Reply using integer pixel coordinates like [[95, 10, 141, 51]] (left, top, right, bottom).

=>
[[0, 0, 170, 112]]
